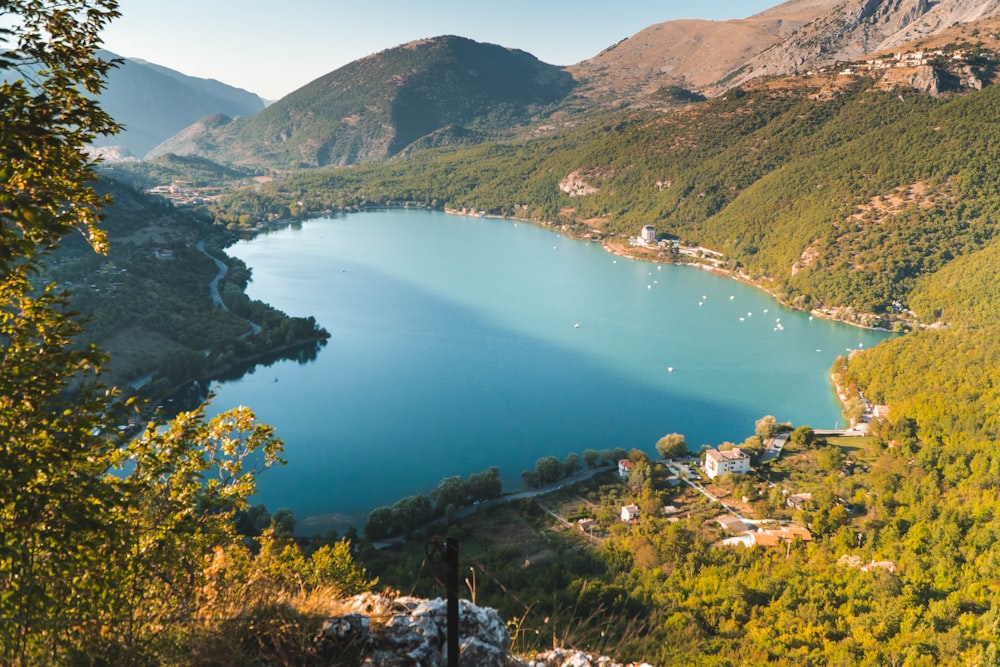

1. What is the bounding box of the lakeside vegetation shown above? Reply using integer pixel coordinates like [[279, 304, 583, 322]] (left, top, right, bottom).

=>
[[40, 175, 329, 403], [360, 423, 1000, 665]]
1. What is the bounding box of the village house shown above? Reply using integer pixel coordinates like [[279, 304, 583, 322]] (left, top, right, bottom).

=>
[[718, 523, 814, 549], [786, 492, 813, 510], [703, 447, 750, 479], [618, 458, 634, 480], [620, 504, 640, 523], [577, 518, 597, 534], [751, 524, 814, 546], [715, 514, 750, 534]]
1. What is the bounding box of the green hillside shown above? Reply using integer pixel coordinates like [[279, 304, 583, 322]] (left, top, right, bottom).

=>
[[156, 35, 576, 168]]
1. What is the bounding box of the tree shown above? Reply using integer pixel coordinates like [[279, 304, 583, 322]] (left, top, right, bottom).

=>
[[626, 460, 653, 495], [655, 433, 689, 459], [817, 445, 847, 473], [755, 415, 780, 439], [628, 448, 651, 464], [0, 3, 123, 661], [582, 449, 601, 469], [0, 5, 291, 661], [431, 475, 469, 513], [790, 425, 816, 447], [270, 508, 297, 536], [467, 467, 502, 501], [564, 452, 582, 477], [535, 455, 563, 485], [740, 435, 765, 462]]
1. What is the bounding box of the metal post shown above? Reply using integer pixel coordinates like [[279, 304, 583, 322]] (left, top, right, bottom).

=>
[[446, 537, 459, 667]]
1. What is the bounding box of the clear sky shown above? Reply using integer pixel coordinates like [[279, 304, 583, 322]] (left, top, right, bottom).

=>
[[101, 1, 780, 101]]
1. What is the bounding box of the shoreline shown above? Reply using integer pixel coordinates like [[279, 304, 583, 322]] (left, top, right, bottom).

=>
[[254, 202, 898, 333], [439, 205, 897, 333]]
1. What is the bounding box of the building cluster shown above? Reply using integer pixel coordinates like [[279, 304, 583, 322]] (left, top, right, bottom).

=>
[[148, 182, 224, 207], [830, 47, 998, 77]]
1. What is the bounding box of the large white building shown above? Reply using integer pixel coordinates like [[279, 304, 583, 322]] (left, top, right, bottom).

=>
[[704, 447, 751, 479], [640, 225, 656, 244]]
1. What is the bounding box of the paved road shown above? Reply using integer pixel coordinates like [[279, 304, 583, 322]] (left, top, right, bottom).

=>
[[760, 433, 789, 463], [372, 465, 616, 547], [197, 239, 261, 335]]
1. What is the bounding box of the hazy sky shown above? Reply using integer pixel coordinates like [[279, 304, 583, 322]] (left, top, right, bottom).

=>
[[102, 1, 780, 100]]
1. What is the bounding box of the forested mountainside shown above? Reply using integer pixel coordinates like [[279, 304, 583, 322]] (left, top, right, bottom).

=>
[[149, 36, 576, 168]]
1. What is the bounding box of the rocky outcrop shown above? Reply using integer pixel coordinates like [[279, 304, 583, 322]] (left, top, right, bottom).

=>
[[559, 170, 601, 197], [897, 64, 955, 95], [314, 593, 510, 667], [514, 648, 655, 667]]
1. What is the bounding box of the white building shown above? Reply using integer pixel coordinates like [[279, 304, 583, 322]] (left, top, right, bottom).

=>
[[704, 447, 751, 479], [640, 225, 656, 244], [621, 504, 640, 523]]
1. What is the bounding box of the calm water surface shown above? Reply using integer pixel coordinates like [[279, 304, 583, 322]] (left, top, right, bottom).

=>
[[209, 209, 890, 532]]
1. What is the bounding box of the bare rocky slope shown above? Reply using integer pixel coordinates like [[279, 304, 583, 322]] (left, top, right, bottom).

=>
[[568, 0, 1000, 105], [725, 0, 1000, 91], [566, 0, 832, 103]]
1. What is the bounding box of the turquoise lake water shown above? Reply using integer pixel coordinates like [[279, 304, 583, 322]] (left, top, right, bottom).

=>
[[207, 209, 891, 533]]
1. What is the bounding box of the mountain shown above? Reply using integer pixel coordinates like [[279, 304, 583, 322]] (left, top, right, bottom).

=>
[[566, 0, 832, 105], [148, 36, 575, 168], [567, 0, 1000, 105], [91, 50, 265, 158], [725, 0, 1000, 91]]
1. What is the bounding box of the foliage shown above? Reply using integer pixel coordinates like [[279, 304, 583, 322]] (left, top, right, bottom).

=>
[[99, 153, 261, 190], [0, 4, 371, 663], [366, 467, 503, 539], [790, 425, 816, 446], [655, 432, 688, 459]]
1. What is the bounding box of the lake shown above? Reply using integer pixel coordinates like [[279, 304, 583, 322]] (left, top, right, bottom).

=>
[[208, 208, 891, 533]]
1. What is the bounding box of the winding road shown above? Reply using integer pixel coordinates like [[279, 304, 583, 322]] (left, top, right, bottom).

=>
[[197, 239, 261, 335]]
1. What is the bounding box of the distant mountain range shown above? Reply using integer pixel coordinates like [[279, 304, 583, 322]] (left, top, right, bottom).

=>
[[91, 50, 265, 159], [112, 0, 1000, 169]]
